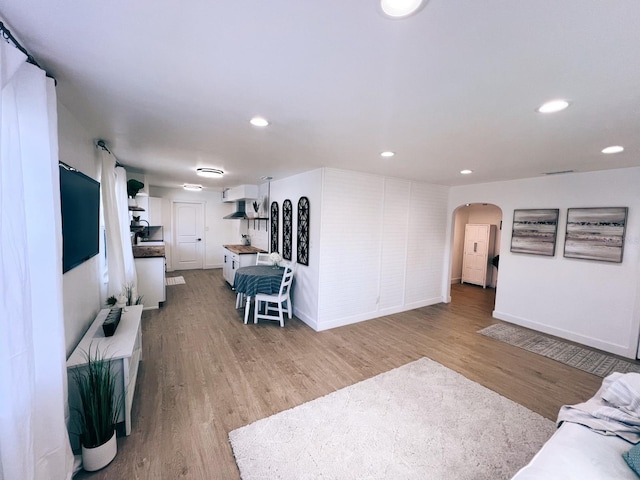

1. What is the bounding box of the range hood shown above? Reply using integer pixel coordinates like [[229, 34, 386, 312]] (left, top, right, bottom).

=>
[[223, 200, 248, 219]]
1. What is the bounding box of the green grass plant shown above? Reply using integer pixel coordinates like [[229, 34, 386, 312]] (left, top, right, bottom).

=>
[[71, 345, 121, 448]]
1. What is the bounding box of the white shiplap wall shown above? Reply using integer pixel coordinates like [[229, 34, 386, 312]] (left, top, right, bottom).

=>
[[379, 178, 411, 311], [405, 182, 449, 307], [318, 169, 384, 324], [317, 169, 449, 330]]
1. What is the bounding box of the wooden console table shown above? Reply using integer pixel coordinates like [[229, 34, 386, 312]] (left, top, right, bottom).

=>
[[67, 305, 143, 439]]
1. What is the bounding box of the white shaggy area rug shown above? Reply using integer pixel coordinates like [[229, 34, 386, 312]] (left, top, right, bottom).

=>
[[229, 358, 555, 480]]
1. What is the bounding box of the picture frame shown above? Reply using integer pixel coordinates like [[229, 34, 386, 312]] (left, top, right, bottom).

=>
[[563, 207, 628, 263], [510, 209, 559, 256]]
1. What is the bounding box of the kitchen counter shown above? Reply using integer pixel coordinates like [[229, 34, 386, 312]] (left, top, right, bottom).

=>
[[223, 244, 267, 255], [133, 241, 166, 310], [133, 241, 165, 258]]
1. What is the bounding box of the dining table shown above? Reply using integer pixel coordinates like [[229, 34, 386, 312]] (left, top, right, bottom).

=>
[[233, 265, 285, 324]]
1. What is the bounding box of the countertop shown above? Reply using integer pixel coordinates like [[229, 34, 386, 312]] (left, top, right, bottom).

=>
[[223, 244, 267, 255], [133, 241, 165, 258]]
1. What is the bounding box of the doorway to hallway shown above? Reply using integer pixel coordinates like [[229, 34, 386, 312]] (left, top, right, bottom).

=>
[[450, 203, 502, 308]]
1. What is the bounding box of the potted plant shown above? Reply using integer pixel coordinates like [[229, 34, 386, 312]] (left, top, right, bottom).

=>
[[71, 346, 121, 471], [252, 200, 260, 217], [127, 179, 144, 208]]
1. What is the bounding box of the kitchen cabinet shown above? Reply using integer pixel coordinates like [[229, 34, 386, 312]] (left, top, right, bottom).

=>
[[461, 224, 496, 288], [133, 242, 166, 309], [222, 184, 258, 203], [223, 246, 258, 286], [148, 196, 162, 225]]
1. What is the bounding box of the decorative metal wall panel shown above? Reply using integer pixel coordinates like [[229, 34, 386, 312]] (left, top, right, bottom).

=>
[[270, 201, 279, 253], [297, 196, 309, 266], [282, 199, 293, 260]]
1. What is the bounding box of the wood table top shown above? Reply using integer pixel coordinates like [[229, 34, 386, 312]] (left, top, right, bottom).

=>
[[223, 245, 267, 255]]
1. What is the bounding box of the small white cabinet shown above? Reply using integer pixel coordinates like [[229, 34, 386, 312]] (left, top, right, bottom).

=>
[[135, 255, 166, 309], [223, 248, 256, 286], [67, 305, 143, 447], [461, 223, 496, 288]]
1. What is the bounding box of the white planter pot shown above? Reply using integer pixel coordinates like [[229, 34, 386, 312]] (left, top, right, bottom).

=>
[[82, 431, 117, 472]]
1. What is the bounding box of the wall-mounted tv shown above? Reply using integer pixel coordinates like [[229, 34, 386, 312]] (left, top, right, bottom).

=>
[[59, 164, 100, 273]]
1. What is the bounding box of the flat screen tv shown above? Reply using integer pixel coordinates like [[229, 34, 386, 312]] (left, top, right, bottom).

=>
[[59, 164, 100, 273]]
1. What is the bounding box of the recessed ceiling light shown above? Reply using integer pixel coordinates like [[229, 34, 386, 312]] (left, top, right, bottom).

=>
[[380, 151, 395, 158], [601, 145, 624, 154], [250, 116, 269, 127], [380, 0, 425, 18], [537, 99, 570, 113], [196, 168, 224, 178], [460, 169, 473, 175], [183, 184, 203, 191]]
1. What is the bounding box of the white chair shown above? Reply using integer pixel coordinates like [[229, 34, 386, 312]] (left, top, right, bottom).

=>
[[254, 266, 294, 327], [256, 252, 272, 265]]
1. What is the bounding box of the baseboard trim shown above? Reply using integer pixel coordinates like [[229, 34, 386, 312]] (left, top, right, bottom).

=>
[[314, 297, 443, 332], [492, 310, 635, 359]]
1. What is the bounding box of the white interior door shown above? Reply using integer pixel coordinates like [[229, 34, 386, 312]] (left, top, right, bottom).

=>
[[173, 202, 204, 270]]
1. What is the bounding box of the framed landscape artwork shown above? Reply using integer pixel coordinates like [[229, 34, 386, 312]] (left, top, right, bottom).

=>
[[564, 207, 628, 263], [510, 209, 559, 256]]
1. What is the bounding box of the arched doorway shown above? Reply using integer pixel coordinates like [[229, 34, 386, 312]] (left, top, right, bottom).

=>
[[450, 203, 503, 308]]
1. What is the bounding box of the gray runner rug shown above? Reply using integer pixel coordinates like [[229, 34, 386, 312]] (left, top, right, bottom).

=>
[[165, 276, 185, 286], [479, 323, 640, 378], [229, 357, 554, 480]]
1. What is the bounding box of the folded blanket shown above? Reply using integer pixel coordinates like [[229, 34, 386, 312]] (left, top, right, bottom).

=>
[[558, 372, 640, 443]]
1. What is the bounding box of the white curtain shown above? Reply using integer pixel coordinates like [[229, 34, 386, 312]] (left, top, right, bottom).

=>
[[0, 41, 74, 480], [100, 149, 137, 298]]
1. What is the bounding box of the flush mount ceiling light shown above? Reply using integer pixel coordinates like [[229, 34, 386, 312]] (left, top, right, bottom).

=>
[[537, 99, 570, 113], [183, 184, 203, 191], [460, 169, 473, 175], [380, 0, 425, 18], [601, 145, 624, 154], [250, 116, 269, 127], [380, 151, 395, 158], [196, 167, 224, 178]]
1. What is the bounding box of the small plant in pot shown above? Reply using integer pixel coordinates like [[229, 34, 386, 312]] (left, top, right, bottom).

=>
[[71, 346, 121, 471], [127, 178, 144, 208]]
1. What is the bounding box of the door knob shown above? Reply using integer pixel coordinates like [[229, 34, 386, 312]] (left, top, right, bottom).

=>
[[197, 238, 202, 241]]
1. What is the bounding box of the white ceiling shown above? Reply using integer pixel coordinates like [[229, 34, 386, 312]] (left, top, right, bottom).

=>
[[2, 0, 639, 190]]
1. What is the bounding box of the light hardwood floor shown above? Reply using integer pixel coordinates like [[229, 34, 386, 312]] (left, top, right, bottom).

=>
[[79, 268, 605, 479]]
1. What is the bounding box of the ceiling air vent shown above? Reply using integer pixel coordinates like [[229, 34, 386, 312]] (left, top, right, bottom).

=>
[[543, 170, 575, 176]]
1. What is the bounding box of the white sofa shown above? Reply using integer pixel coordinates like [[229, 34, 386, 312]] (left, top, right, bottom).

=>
[[513, 372, 640, 479], [512, 422, 636, 479]]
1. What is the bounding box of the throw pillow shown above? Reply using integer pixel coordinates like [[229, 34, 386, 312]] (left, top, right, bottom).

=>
[[623, 443, 640, 477], [604, 373, 640, 416]]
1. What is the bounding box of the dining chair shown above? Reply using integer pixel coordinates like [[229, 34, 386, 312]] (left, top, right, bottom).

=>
[[254, 265, 294, 327], [237, 252, 273, 308], [256, 252, 272, 265]]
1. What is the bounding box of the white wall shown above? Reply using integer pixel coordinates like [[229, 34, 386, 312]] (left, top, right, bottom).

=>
[[448, 167, 640, 358], [270, 169, 323, 328], [245, 182, 270, 251], [149, 186, 235, 270], [316, 169, 449, 330], [57, 102, 104, 356]]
